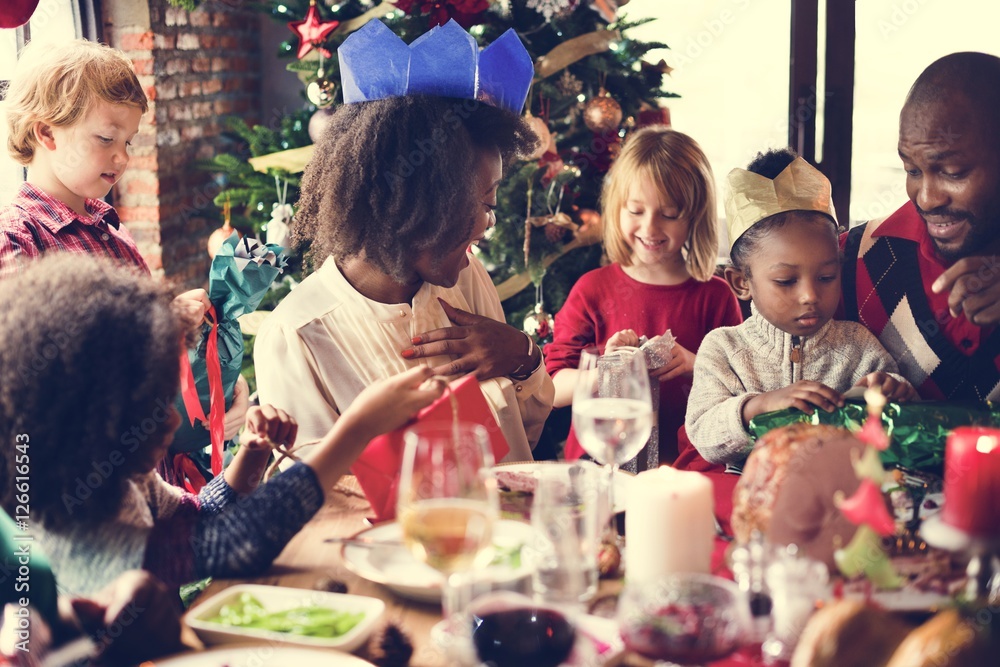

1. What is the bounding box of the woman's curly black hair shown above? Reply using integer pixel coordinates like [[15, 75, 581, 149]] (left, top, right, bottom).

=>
[[0, 254, 182, 531], [293, 95, 538, 279], [730, 147, 837, 276]]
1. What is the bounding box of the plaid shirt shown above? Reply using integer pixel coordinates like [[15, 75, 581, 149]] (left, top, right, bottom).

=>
[[0, 182, 149, 278]]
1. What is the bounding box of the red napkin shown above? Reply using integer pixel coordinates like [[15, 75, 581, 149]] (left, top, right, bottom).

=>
[[350, 374, 510, 522]]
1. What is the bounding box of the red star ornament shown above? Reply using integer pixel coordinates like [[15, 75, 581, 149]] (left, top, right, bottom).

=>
[[288, 3, 340, 60]]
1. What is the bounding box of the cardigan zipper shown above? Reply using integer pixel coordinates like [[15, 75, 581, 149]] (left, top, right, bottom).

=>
[[790, 335, 802, 382]]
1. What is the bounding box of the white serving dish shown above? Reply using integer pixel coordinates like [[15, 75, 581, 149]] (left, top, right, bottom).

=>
[[185, 583, 384, 651]]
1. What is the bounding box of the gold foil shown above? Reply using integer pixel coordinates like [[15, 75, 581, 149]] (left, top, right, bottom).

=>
[[724, 157, 838, 251]]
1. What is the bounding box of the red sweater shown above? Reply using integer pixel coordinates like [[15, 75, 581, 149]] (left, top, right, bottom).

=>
[[544, 263, 743, 461]]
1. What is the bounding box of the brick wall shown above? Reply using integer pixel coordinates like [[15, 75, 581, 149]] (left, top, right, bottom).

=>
[[103, 0, 261, 286]]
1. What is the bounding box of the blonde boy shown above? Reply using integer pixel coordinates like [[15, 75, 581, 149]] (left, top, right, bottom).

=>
[[0, 39, 154, 277]]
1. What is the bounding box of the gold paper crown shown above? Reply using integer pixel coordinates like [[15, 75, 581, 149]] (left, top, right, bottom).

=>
[[724, 156, 838, 251]]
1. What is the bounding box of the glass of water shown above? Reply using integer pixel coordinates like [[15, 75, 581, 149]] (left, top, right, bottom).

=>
[[571, 347, 653, 526]]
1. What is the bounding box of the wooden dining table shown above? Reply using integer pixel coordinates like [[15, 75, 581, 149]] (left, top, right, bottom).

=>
[[182, 475, 765, 667]]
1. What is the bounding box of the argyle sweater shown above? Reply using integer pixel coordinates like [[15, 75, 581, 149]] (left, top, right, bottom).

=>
[[841, 202, 1000, 401]]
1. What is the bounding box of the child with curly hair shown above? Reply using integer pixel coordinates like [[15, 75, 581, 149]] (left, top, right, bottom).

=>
[[0, 254, 444, 596], [0, 38, 249, 481], [544, 126, 743, 464], [684, 148, 916, 468]]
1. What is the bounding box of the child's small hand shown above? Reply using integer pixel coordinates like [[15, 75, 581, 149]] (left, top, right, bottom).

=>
[[241, 405, 297, 451], [605, 329, 640, 353], [655, 342, 696, 381], [222, 374, 250, 440], [744, 381, 844, 423], [172, 288, 211, 332], [855, 372, 918, 403], [341, 366, 445, 442]]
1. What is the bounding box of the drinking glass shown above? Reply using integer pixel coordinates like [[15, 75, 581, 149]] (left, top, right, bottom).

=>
[[618, 573, 750, 666], [572, 347, 653, 522], [397, 422, 499, 620]]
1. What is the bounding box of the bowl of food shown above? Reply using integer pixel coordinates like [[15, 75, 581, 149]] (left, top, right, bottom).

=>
[[618, 574, 749, 666], [185, 583, 384, 651]]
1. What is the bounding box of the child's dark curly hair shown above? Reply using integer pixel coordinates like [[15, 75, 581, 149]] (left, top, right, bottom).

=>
[[292, 95, 537, 279], [730, 147, 837, 275], [0, 254, 182, 531]]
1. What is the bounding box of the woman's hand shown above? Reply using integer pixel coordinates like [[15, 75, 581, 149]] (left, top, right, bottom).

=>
[[403, 299, 538, 380], [742, 381, 844, 425], [338, 366, 446, 443], [654, 342, 696, 381], [855, 372, 918, 403], [605, 329, 640, 353]]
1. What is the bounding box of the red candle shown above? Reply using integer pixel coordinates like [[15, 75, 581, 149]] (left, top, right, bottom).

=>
[[942, 427, 1000, 537]]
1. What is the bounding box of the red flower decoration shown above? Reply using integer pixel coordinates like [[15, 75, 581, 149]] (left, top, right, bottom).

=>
[[393, 0, 490, 28], [288, 3, 340, 60], [858, 413, 890, 451], [837, 478, 896, 536]]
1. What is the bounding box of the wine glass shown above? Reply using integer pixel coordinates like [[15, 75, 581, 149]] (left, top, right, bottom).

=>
[[571, 347, 653, 524], [618, 573, 750, 666], [397, 422, 499, 623]]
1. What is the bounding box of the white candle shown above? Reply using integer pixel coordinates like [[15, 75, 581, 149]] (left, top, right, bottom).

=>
[[625, 466, 715, 584]]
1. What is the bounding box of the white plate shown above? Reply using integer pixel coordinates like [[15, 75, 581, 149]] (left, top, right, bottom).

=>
[[341, 520, 534, 603], [493, 460, 633, 513], [155, 645, 377, 666], [186, 584, 384, 651]]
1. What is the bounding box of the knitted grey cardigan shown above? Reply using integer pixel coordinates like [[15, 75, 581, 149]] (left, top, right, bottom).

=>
[[685, 304, 906, 466]]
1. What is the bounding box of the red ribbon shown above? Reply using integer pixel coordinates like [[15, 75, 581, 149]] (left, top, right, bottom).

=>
[[172, 453, 208, 494], [178, 305, 226, 477]]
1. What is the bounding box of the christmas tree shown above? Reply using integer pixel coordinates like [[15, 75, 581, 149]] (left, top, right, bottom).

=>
[[201, 0, 677, 336]]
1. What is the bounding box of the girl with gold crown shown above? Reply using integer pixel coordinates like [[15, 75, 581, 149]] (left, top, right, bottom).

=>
[[682, 148, 917, 468]]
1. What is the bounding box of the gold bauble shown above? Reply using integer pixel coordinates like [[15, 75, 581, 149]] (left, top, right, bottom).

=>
[[206, 220, 239, 259], [583, 89, 623, 134], [524, 114, 552, 161]]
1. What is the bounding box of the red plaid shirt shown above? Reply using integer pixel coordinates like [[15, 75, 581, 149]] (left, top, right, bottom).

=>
[[0, 182, 150, 278]]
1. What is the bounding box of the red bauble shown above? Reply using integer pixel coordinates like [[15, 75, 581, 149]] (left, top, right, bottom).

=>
[[0, 0, 39, 28], [288, 3, 340, 60]]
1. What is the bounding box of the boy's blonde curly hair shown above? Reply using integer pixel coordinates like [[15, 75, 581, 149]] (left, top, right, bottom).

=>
[[2, 38, 147, 165]]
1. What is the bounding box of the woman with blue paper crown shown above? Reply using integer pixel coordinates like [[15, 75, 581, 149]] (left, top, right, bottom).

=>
[[254, 20, 553, 462]]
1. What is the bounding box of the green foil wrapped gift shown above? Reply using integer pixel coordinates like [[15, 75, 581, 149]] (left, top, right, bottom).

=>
[[748, 400, 1000, 475]]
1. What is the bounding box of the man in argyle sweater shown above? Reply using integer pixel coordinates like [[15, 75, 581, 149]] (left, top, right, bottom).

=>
[[842, 52, 1000, 401]]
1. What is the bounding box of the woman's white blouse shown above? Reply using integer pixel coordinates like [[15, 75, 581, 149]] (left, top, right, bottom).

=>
[[254, 254, 552, 462]]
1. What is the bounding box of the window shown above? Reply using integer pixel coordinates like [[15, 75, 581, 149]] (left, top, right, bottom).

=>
[[850, 2, 1000, 225], [619, 0, 792, 251], [0, 0, 94, 203]]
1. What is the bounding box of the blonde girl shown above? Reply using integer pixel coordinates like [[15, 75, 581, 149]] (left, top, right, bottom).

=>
[[544, 126, 742, 463]]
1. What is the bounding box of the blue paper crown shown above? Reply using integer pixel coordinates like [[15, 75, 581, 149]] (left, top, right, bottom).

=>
[[339, 19, 533, 114]]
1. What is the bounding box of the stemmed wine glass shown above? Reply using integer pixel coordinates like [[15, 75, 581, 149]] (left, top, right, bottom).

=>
[[618, 574, 750, 666], [572, 347, 653, 526], [397, 422, 499, 623]]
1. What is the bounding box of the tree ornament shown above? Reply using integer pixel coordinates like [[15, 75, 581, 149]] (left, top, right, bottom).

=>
[[524, 113, 551, 161], [523, 281, 554, 345], [207, 197, 240, 259], [526, 0, 577, 22], [544, 221, 569, 243], [583, 87, 623, 134], [556, 69, 583, 97], [266, 176, 293, 248], [288, 0, 339, 60], [307, 54, 336, 107], [308, 107, 335, 142], [0, 0, 39, 28]]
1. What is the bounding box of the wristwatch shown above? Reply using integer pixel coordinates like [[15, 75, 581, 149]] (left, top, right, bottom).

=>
[[509, 332, 541, 382]]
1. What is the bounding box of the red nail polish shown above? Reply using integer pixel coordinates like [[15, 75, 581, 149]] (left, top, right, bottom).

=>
[[411, 336, 421, 344], [402, 349, 415, 358]]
